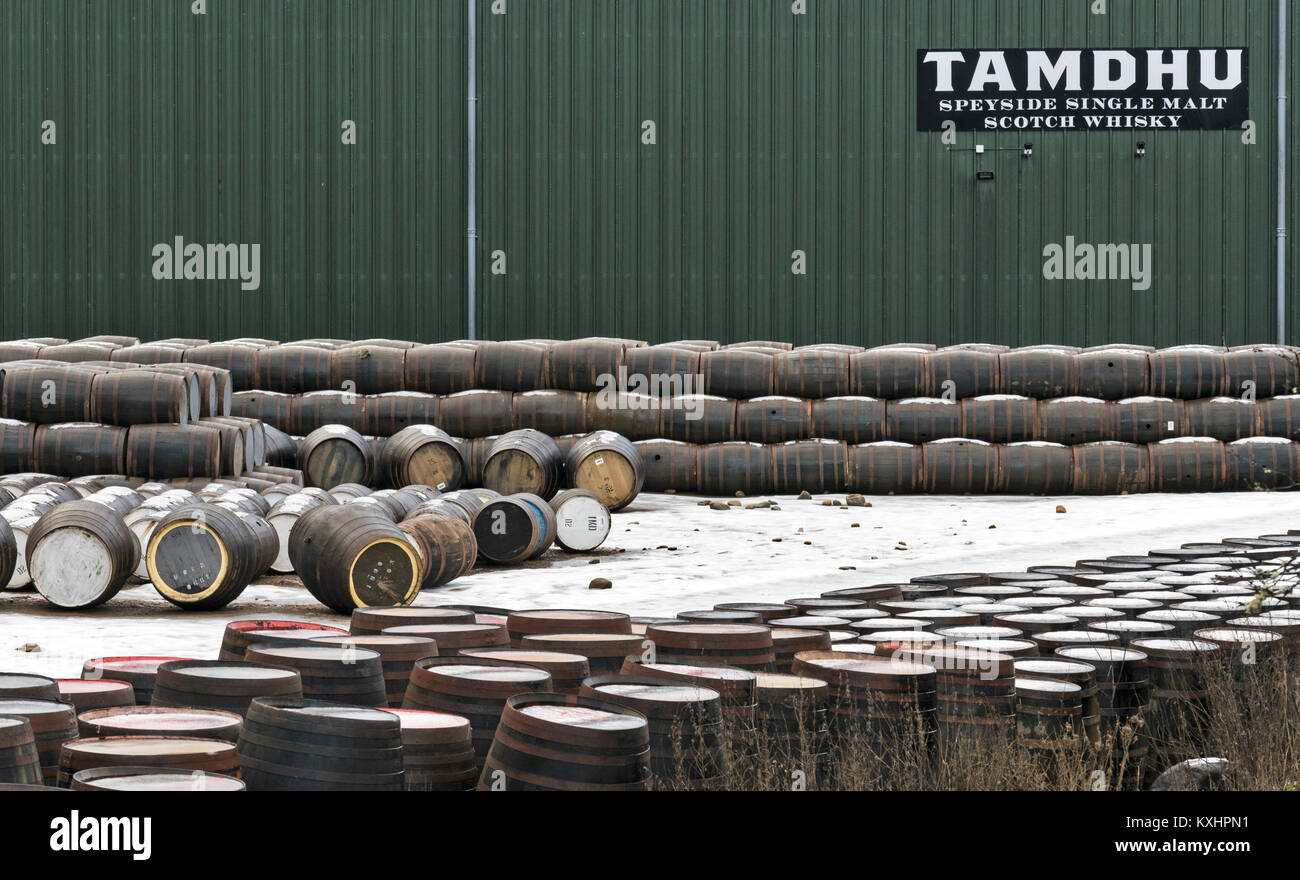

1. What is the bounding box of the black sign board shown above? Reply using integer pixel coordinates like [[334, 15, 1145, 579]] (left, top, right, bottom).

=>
[[916, 48, 1248, 131]]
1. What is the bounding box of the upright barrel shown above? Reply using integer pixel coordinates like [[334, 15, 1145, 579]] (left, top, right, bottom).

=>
[[238, 697, 404, 791], [478, 693, 651, 791]]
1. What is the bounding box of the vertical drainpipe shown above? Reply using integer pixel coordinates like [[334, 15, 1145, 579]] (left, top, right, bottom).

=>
[[467, 0, 478, 340], [1279, 0, 1288, 344]]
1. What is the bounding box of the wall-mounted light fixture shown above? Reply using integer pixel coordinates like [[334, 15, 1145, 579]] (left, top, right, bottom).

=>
[[976, 170, 995, 181], [1135, 141, 1146, 159], [1022, 142, 1033, 158]]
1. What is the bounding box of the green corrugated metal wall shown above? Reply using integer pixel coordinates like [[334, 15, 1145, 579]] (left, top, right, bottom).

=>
[[1, 0, 1296, 346], [0, 0, 466, 341]]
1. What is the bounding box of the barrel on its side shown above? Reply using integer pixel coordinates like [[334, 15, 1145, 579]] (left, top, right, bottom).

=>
[[846, 442, 923, 494], [26, 501, 137, 609], [146, 504, 264, 610], [287, 504, 423, 614], [124, 424, 221, 479], [381, 425, 465, 491], [482, 429, 564, 500], [564, 431, 644, 510], [1072, 442, 1150, 494], [299, 425, 374, 489]]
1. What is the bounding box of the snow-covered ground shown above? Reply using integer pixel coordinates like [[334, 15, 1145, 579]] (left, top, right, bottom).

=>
[[4, 490, 1298, 678]]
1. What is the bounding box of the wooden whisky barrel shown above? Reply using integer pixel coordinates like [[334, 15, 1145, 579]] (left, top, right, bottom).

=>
[[1225, 437, 1300, 490], [697, 442, 773, 495], [999, 348, 1078, 398], [27, 500, 138, 609], [472, 495, 556, 564], [144, 504, 262, 610], [960, 395, 1037, 443], [298, 425, 374, 489], [996, 442, 1073, 494], [32, 423, 127, 477], [1184, 398, 1258, 442], [237, 697, 403, 791], [183, 342, 262, 391], [397, 514, 478, 588], [772, 439, 849, 494], [545, 338, 633, 391], [922, 439, 997, 493], [699, 350, 775, 399], [403, 656, 553, 769], [1038, 397, 1110, 445], [380, 425, 465, 491], [1149, 346, 1228, 399], [846, 441, 923, 494], [1223, 345, 1298, 398], [478, 693, 650, 791], [287, 504, 422, 613], [774, 349, 850, 398], [810, 397, 887, 444], [124, 424, 221, 478], [329, 344, 406, 395], [1072, 441, 1151, 494], [1074, 348, 1151, 399], [565, 431, 644, 510], [380, 707, 476, 790], [55, 735, 240, 788], [437, 390, 515, 438], [635, 440, 699, 492], [403, 343, 479, 394], [0, 715, 43, 785], [151, 660, 304, 716], [641, 395, 726, 447], [482, 430, 564, 499], [475, 341, 550, 392], [547, 488, 611, 552], [887, 398, 960, 443], [252, 345, 334, 394], [1148, 438, 1227, 493], [735, 396, 812, 443], [850, 348, 932, 399], [0, 699, 80, 784], [56, 679, 136, 712], [243, 644, 388, 707], [89, 370, 192, 427]]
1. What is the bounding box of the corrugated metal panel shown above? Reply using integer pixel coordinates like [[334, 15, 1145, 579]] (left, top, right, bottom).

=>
[[0, 0, 465, 341], [0, 0, 1295, 347], [477, 0, 1298, 346]]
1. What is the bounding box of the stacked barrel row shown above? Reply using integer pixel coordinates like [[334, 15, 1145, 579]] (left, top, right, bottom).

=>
[[5, 528, 1293, 790], [0, 358, 273, 479], [7, 336, 1295, 400], [628, 436, 1300, 495], [226, 386, 1300, 444]]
